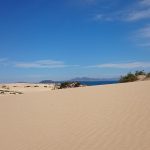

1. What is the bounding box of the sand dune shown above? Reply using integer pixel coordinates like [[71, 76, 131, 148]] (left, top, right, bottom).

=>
[[0, 81, 150, 150], [0, 83, 54, 94]]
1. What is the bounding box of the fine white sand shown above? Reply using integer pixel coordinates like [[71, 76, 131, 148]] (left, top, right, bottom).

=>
[[0, 83, 55, 93], [0, 81, 150, 150]]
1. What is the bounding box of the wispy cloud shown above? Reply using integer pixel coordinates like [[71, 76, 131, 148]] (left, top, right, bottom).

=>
[[89, 62, 150, 69], [82, 0, 96, 3], [125, 9, 150, 21], [14, 59, 79, 69], [93, 14, 114, 21], [0, 58, 7, 62], [0, 58, 9, 66], [0, 58, 79, 69], [94, 0, 150, 22], [140, 0, 150, 5], [134, 25, 150, 47], [92, 1, 150, 47], [124, 0, 150, 21], [136, 25, 150, 38], [15, 60, 66, 68], [69, 0, 97, 6]]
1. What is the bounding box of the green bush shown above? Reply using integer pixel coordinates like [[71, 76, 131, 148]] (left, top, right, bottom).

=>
[[135, 70, 146, 76], [59, 82, 70, 89], [119, 73, 138, 83], [74, 82, 81, 87], [59, 82, 81, 89]]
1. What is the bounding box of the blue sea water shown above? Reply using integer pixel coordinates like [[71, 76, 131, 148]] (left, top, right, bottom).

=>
[[79, 81, 118, 86]]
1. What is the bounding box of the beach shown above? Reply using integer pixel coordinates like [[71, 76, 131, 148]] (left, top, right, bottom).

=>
[[0, 80, 150, 150]]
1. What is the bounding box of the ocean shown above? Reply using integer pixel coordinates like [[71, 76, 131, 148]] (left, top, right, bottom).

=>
[[79, 80, 119, 86]]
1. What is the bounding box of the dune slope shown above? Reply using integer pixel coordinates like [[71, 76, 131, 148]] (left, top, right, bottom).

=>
[[0, 81, 150, 150]]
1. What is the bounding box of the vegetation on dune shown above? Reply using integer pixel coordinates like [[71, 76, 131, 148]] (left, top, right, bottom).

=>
[[119, 70, 150, 83], [59, 82, 81, 89], [34, 85, 39, 87], [120, 73, 138, 83], [135, 70, 146, 76], [0, 89, 23, 95], [2, 85, 9, 90], [146, 72, 150, 78], [25, 85, 31, 88]]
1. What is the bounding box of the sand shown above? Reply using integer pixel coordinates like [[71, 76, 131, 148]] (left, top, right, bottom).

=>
[[0, 81, 150, 150], [0, 83, 55, 94]]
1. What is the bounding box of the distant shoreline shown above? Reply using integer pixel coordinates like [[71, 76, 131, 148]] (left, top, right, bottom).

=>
[[78, 80, 119, 86], [0, 80, 119, 86]]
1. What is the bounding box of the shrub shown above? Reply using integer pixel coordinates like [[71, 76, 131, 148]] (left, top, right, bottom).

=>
[[2, 85, 7, 89], [2, 85, 9, 89], [59, 82, 81, 89], [16, 91, 23, 94], [0, 91, 5, 94], [34, 85, 39, 87], [146, 72, 150, 78], [119, 73, 138, 83], [59, 82, 70, 89], [135, 70, 146, 76], [74, 82, 81, 87], [10, 92, 16, 95], [25, 86, 31, 88]]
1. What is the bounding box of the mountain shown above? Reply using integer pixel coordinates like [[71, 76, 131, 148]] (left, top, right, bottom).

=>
[[39, 77, 119, 84], [39, 80, 55, 84], [70, 77, 118, 82]]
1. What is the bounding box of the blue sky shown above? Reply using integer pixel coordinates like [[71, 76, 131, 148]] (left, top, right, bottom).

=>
[[0, 0, 150, 82]]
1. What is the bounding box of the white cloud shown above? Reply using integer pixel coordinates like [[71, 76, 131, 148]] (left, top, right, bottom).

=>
[[89, 62, 150, 69], [93, 0, 150, 22], [0, 58, 9, 66], [140, 0, 150, 6], [14, 59, 79, 69], [0, 58, 7, 62], [15, 60, 67, 68], [125, 9, 150, 21], [93, 13, 114, 21], [137, 25, 150, 38], [69, 0, 97, 6], [92, 1, 150, 47], [93, 14, 103, 20], [123, 0, 150, 21], [134, 25, 150, 46], [0, 58, 79, 69], [83, 0, 96, 3]]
